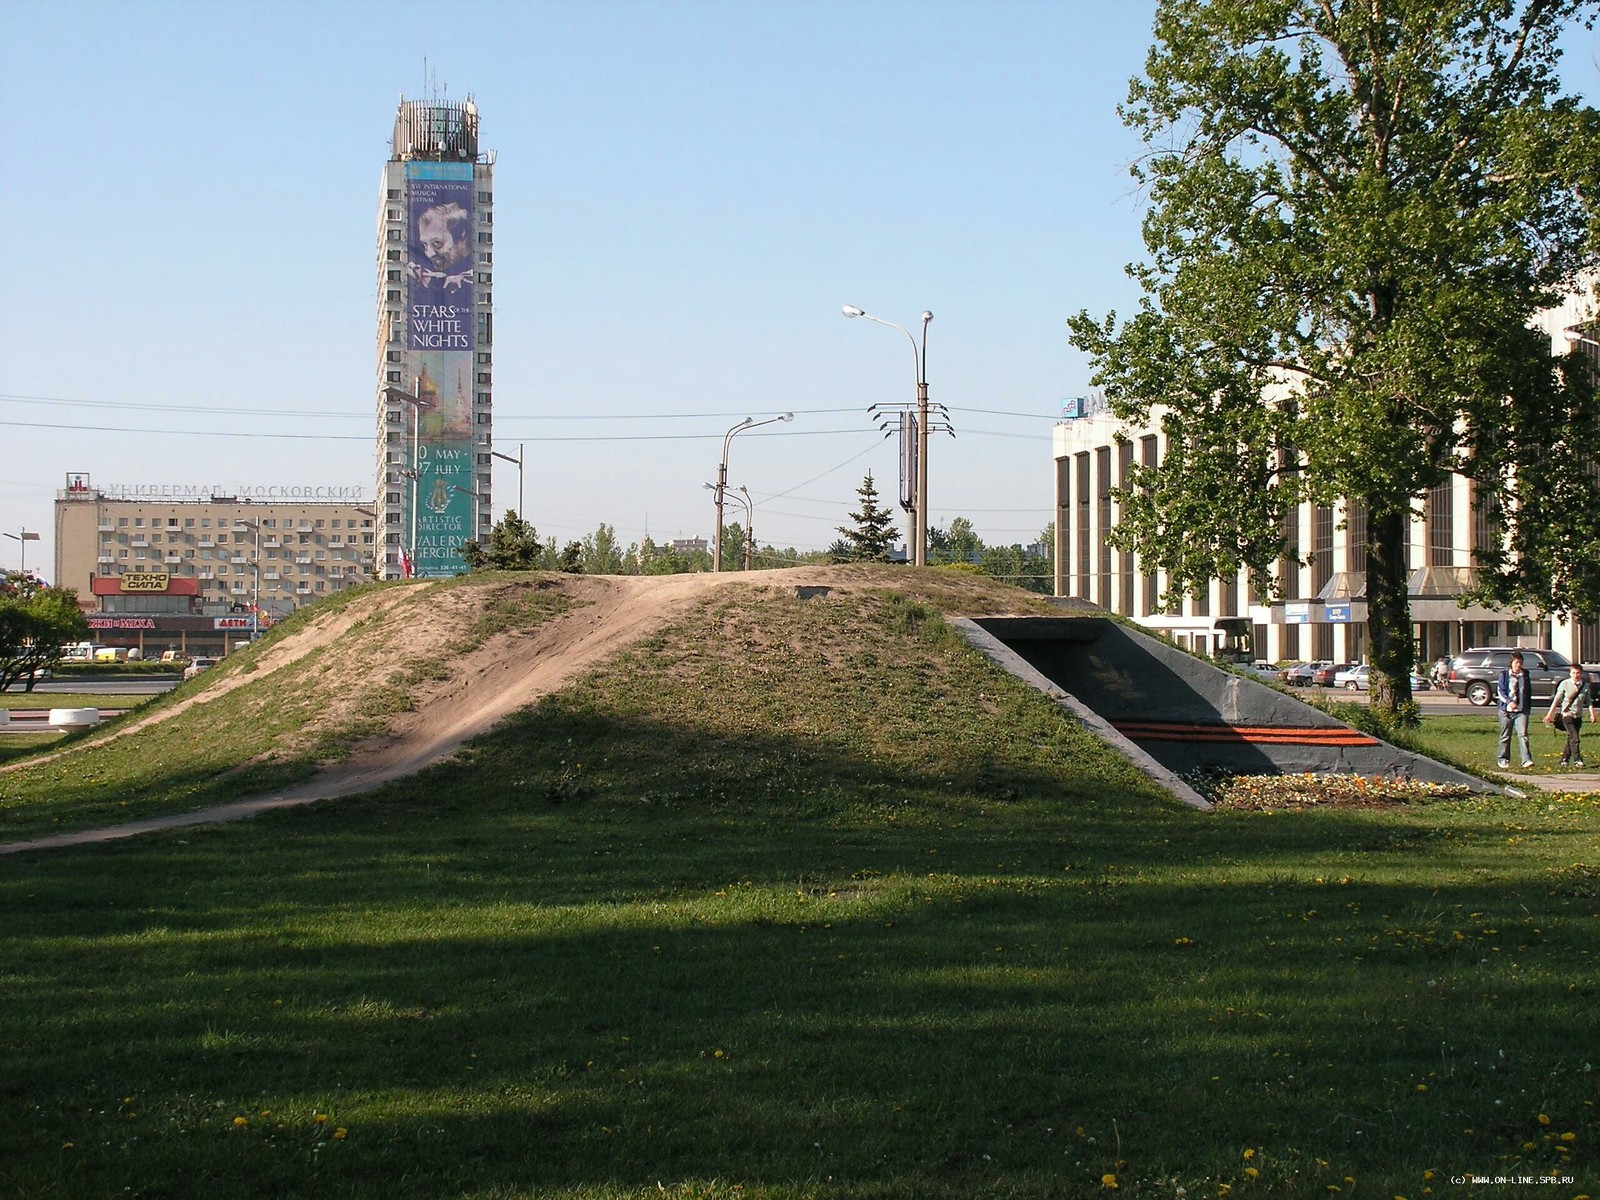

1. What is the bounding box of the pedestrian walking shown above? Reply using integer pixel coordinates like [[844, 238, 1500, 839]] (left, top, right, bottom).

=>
[[1497, 650, 1534, 769], [1542, 664, 1596, 768]]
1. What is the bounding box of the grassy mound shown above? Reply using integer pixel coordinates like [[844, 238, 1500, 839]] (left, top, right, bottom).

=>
[[1, 573, 1596, 1197]]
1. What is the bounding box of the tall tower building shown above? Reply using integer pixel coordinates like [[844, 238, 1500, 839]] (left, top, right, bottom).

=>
[[376, 96, 494, 578]]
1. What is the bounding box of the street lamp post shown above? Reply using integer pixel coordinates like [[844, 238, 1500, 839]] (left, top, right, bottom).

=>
[[231, 519, 262, 641], [3, 528, 41, 574], [842, 305, 932, 566], [452, 486, 481, 541], [1565, 326, 1599, 351], [714, 413, 792, 572], [704, 483, 754, 571], [738, 485, 755, 570], [383, 384, 436, 578], [491, 443, 524, 521]]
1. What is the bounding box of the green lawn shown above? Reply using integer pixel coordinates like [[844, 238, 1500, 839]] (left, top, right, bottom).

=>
[[1, 580, 1595, 1198], [1412, 712, 1600, 777]]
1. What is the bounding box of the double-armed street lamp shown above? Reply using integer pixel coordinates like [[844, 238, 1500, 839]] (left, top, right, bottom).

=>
[[842, 305, 932, 566], [4, 528, 40, 574], [714, 413, 792, 572], [704, 482, 755, 570], [230, 519, 262, 641], [491, 443, 525, 521]]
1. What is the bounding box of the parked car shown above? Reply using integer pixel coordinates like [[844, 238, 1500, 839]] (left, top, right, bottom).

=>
[[182, 656, 218, 680], [1336, 664, 1432, 692], [1312, 662, 1352, 687], [1334, 664, 1364, 689], [1282, 661, 1326, 687], [1238, 661, 1284, 683], [1445, 647, 1598, 707]]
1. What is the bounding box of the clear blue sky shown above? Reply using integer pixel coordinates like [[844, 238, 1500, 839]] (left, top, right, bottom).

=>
[[1, 1, 1593, 576]]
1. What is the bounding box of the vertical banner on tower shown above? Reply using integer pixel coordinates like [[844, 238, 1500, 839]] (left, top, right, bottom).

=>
[[403, 161, 477, 576]]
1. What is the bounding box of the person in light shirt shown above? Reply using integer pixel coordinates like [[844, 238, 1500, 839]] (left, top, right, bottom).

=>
[[1542, 664, 1596, 769]]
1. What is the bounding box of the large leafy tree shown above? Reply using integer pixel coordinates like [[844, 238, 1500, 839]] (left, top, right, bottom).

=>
[[0, 575, 89, 693], [1069, 0, 1599, 712], [835, 473, 899, 563]]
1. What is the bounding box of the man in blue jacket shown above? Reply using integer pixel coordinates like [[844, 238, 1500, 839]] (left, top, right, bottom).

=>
[[1496, 651, 1534, 770]]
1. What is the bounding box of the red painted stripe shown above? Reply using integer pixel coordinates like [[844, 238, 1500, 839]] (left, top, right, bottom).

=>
[[1110, 721, 1379, 746]]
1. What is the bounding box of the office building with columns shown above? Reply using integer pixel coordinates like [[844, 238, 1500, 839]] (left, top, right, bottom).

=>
[[376, 96, 495, 578], [1053, 285, 1600, 666]]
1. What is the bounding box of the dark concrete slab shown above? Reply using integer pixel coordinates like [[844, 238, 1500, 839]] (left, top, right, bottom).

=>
[[968, 615, 1496, 791]]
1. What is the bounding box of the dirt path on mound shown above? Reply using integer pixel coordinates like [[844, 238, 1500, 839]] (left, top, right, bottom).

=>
[[274, 570, 730, 801], [1, 570, 854, 853]]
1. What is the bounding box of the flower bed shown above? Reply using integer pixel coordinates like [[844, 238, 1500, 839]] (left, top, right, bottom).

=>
[[1191, 770, 1476, 810]]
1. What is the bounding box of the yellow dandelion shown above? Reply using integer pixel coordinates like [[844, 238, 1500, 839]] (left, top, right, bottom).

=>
[[1244, 1167, 1259, 1179], [333, 1127, 348, 1140], [233, 1117, 248, 1127], [1539, 1113, 1552, 1125], [1101, 1173, 1118, 1189], [314, 1114, 328, 1124], [1243, 1148, 1255, 1159], [61, 1142, 74, 1150], [1416, 1083, 1428, 1092], [1561, 1131, 1576, 1142]]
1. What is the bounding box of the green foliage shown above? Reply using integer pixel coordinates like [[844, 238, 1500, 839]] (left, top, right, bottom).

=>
[[0, 576, 89, 693], [1068, 0, 1600, 714], [579, 522, 625, 574], [460, 510, 550, 572], [834, 473, 898, 563], [557, 541, 585, 573]]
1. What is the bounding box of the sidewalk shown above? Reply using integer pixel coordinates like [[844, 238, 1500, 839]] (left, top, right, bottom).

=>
[[1495, 767, 1600, 794]]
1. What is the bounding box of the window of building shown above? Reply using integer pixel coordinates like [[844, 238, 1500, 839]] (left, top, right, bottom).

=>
[[387, 371, 401, 382], [1345, 498, 1369, 571], [315, 520, 325, 529], [475, 413, 489, 424], [1312, 506, 1334, 593], [477, 272, 492, 285], [387, 229, 402, 241], [387, 189, 400, 200], [1096, 447, 1113, 607], [387, 209, 401, 220], [476, 372, 491, 385], [201, 519, 210, 528], [1472, 483, 1503, 554], [184, 518, 194, 527], [386, 350, 401, 362], [477, 231, 492, 244], [387, 289, 401, 302], [477, 191, 492, 204], [1427, 478, 1454, 565], [167, 517, 178, 527], [482, 253, 492, 265], [134, 518, 144, 527], [476, 352, 491, 365], [387, 249, 401, 261], [475, 392, 490, 405], [387, 270, 400, 282]]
